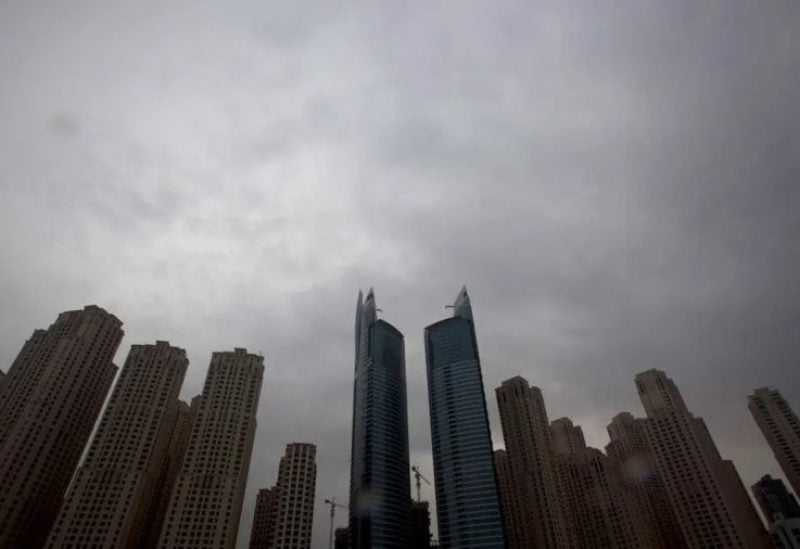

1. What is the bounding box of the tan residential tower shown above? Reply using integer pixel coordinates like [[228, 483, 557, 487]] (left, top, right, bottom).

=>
[[495, 376, 567, 549], [636, 369, 769, 548], [157, 348, 264, 549], [0, 306, 123, 548], [749, 387, 800, 498], [47, 341, 189, 548]]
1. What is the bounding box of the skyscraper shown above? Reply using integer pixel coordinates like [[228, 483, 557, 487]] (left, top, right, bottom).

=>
[[550, 416, 587, 459], [749, 388, 800, 498], [349, 289, 411, 549], [636, 369, 770, 548], [550, 417, 652, 548], [47, 341, 189, 548], [425, 287, 505, 549], [752, 475, 800, 549], [272, 443, 317, 548], [0, 305, 123, 548], [144, 396, 198, 548], [158, 348, 264, 549], [752, 474, 800, 522], [605, 412, 686, 549], [250, 487, 280, 549], [495, 377, 567, 549]]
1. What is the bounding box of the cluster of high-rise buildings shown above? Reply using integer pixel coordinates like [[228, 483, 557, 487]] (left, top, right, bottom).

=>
[[493, 371, 788, 548], [2, 291, 800, 549], [344, 287, 800, 549], [0, 305, 272, 548]]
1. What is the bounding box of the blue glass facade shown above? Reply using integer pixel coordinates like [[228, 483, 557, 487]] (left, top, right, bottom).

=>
[[349, 289, 411, 548], [425, 288, 506, 548]]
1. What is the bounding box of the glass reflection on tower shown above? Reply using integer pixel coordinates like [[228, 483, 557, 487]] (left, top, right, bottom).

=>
[[349, 289, 411, 549]]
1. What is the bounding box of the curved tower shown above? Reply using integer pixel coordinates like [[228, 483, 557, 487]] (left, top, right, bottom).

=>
[[349, 289, 411, 548], [425, 287, 506, 548]]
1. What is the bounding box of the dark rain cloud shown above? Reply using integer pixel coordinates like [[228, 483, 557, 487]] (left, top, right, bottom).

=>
[[1, 1, 799, 546]]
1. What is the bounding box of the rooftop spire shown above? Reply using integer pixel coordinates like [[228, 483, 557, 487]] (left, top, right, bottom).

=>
[[452, 286, 472, 320]]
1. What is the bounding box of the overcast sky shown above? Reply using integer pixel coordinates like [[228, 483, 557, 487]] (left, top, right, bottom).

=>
[[1, 1, 799, 546]]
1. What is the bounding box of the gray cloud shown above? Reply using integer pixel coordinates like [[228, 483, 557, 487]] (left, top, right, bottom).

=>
[[1, 0, 799, 546]]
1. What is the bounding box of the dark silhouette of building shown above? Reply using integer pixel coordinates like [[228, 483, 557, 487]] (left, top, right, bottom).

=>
[[0, 306, 123, 548], [752, 475, 800, 548], [494, 449, 520, 548], [48, 341, 189, 547], [752, 474, 800, 522], [425, 287, 505, 548], [349, 289, 411, 548], [334, 527, 350, 549], [410, 500, 432, 549]]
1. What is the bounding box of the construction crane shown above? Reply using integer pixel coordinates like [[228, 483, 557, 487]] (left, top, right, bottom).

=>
[[323, 497, 348, 549], [412, 465, 431, 502]]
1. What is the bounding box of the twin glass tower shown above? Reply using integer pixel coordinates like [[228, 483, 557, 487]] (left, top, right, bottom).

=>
[[348, 287, 506, 549]]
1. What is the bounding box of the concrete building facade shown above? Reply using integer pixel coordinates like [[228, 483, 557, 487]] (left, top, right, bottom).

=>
[[250, 487, 280, 549], [47, 341, 189, 548], [143, 396, 198, 548], [551, 418, 651, 548], [749, 388, 800, 498], [495, 377, 567, 549], [158, 348, 264, 549], [273, 443, 317, 548], [0, 306, 123, 548], [636, 369, 770, 548], [605, 412, 686, 549], [767, 518, 800, 549]]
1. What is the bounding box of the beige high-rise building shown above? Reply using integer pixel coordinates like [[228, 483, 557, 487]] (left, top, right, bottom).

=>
[[250, 487, 280, 549], [250, 443, 317, 549], [605, 412, 686, 549], [46, 341, 189, 548], [158, 348, 264, 549], [0, 306, 123, 548], [636, 369, 770, 548], [550, 417, 653, 549], [495, 377, 567, 549], [274, 443, 317, 548], [749, 387, 800, 497], [550, 417, 587, 456], [143, 396, 199, 548]]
